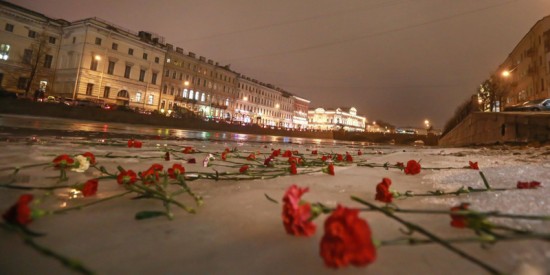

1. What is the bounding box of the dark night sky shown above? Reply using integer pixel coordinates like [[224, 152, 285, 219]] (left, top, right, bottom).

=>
[[10, 0, 550, 128]]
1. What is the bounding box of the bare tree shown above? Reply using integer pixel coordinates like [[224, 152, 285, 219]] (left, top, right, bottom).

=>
[[476, 76, 510, 112], [20, 31, 53, 97]]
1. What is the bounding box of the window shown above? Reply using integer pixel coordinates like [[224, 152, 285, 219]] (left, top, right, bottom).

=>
[[90, 58, 98, 71], [128, 48, 134, 55], [163, 85, 167, 94], [28, 30, 36, 38], [103, 86, 110, 98], [201, 93, 205, 102], [23, 49, 32, 64], [136, 92, 142, 102], [86, 83, 94, 96], [142, 53, 148, 60], [170, 86, 174, 95], [164, 70, 169, 77], [195, 91, 200, 101], [160, 100, 166, 109], [147, 95, 154, 105], [154, 57, 159, 63], [17, 77, 28, 89], [72, 37, 76, 44], [5, 23, 14, 32], [151, 72, 158, 85], [179, 73, 183, 80], [189, 90, 194, 99], [172, 72, 176, 79], [168, 102, 173, 109], [107, 61, 115, 74], [48, 36, 56, 44], [139, 69, 145, 82], [95, 37, 102, 45], [0, 44, 10, 60], [124, 65, 131, 78], [44, 55, 53, 68], [112, 43, 118, 50], [183, 89, 188, 98]]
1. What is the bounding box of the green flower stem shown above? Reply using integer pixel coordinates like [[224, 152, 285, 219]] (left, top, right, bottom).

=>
[[0, 162, 51, 173], [52, 191, 132, 215], [0, 223, 94, 274], [351, 196, 503, 275], [372, 207, 550, 221], [127, 184, 195, 214], [479, 171, 492, 190], [176, 179, 202, 206], [379, 232, 550, 246]]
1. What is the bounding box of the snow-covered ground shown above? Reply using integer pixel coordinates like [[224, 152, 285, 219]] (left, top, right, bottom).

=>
[[0, 135, 549, 275]]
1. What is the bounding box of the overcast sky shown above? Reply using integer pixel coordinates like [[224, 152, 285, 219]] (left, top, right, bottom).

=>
[[10, 0, 550, 128]]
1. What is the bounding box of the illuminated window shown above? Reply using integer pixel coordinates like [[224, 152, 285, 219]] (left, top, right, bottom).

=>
[[147, 95, 154, 105], [201, 93, 205, 102], [189, 90, 194, 99], [135, 92, 142, 102], [195, 91, 200, 101], [0, 44, 10, 60], [183, 89, 188, 98]]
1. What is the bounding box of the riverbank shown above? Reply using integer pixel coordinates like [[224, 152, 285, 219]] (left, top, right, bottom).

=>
[[0, 98, 438, 145]]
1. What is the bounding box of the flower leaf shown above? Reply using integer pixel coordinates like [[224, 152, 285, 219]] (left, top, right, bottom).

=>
[[135, 211, 167, 220], [264, 193, 279, 204]]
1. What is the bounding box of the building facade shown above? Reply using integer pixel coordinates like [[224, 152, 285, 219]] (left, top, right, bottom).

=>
[[54, 18, 165, 111], [496, 15, 550, 107], [307, 107, 366, 132], [234, 76, 293, 128], [292, 95, 309, 129], [0, 1, 64, 97], [160, 45, 238, 119]]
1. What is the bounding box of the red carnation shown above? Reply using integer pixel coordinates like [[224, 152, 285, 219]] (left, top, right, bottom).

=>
[[117, 170, 137, 185], [82, 152, 96, 165], [345, 152, 353, 163], [395, 162, 404, 168], [404, 160, 421, 175], [81, 178, 98, 197], [468, 161, 479, 170], [221, 151, 228, 161], [375, 178, 393, 203], [312, 150, 318, 155], [264, 156, 274, 167], [271, 149, 281, 157], [328, 163, 335, 175], [517, 181, 541, 189], [167, 164, 185, 179], [336, 154, 344, 162], [290, 163, 298, 175], [247, 153, 256, 160], [164, 152, 170, 161], [127, 139, 142, 148], [3, 194, 34, 225], [450, 203, 470, 228], [239, 165, 249, 173], [358, 150, 363, 156], [282, 185, 316, 237], [52, 154, 74, 168], [187, 158, 196, 164], [320, 205, 376, 268], [321, 155, 331, 162], [282, 150, 293, 157], [183, 146, 194, 154]]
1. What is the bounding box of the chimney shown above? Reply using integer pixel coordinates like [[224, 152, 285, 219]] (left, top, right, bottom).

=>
[[176, 47, 183, 54]]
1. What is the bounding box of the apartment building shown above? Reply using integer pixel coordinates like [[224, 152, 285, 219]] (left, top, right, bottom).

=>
[[0, 1, 64, 96], [292, 95, 309, 129], [235, 76, 294, 128], [307, 107, 366, 132], [497, 15, 550, 106], [54, 19, 165, 111], [160, 45, 238, 119]]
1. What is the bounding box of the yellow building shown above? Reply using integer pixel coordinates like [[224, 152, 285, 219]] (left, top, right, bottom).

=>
[[307, 107, 366, 132], [497, 15, 550, 106]]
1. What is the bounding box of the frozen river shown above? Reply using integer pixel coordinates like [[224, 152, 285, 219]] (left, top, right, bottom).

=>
[[0, 115, 549, 275]]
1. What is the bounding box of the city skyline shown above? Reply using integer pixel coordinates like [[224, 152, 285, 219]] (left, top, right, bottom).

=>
[[8, 0, 550, 128]]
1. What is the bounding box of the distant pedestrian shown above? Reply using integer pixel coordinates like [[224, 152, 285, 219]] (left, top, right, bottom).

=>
[[33, 89, 40, 102]]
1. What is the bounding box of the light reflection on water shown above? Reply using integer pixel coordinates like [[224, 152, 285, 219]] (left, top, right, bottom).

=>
[[0, 114, 345, 146]]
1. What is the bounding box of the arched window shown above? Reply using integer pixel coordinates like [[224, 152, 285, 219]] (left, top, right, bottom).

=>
[[183, 89, 188, 98], [195, 91, 200, 101], [225, 98, 229, 106], [201, 93, 205, 102], [189, 90, 194, 99], [117, 90, 129, 98]]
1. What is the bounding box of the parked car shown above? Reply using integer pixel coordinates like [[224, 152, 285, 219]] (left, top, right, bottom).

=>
[[0, 88, 18, 99], [504, 98, 550, 112]]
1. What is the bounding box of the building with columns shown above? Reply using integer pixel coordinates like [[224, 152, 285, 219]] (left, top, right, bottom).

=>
[[496, 15, 550, 107], [307, 107, 366, 132], [292, 95, 309, 129], [53, 18, 165, 111]]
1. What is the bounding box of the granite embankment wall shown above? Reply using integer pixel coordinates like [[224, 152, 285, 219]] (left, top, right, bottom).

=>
[[0, 99, 333, 139], [439, 112, 550, 146]]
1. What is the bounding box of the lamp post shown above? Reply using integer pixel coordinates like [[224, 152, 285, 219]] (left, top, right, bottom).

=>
[[95, 55, 105, 101]]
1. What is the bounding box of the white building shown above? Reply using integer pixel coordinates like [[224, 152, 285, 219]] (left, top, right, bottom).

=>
[[308, 107, 366, 132]]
